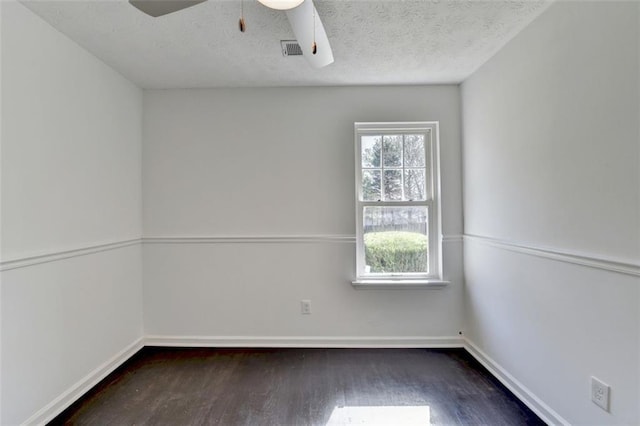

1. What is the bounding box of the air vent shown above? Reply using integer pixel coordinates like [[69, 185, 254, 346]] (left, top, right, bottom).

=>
[[281, 40, 303, 56]]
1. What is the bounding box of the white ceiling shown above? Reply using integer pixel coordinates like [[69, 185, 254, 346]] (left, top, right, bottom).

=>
[[21, 0, 552, 89]]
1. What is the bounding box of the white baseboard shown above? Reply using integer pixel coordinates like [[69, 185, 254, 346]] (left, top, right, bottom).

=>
[[23, 337, 144, 426], [144, 335, 464, 348], [463, 338, 569, 426], [21, 336, 565, 425]]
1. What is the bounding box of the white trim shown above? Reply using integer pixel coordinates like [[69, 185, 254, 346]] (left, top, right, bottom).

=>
[[20, 336, 568, 425], [464, 234, 640, 277], [144, 335, 464, 348], [0, 239, 140, 272], [0, 234, 463, 272], [22, 337, 144, 426], [442, 234, 463, 244], [463, 338, 569, 426], [351, 279, 449, 289], [142, 235, 356, 244], [143, 235, 464, 245]]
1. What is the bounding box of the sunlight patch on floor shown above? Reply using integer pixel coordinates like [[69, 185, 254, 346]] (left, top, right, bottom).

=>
[[326, 405, 431, 425]]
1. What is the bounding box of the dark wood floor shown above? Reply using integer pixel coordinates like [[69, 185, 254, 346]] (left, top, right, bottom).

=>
[[50, 347, 544, 425]]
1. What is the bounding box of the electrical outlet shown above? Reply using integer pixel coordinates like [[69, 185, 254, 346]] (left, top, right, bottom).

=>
[[301, 300, 312, 315], [591, 376, 610, 412]]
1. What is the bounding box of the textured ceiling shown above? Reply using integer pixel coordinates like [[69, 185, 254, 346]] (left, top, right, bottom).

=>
[[21, 0, 552, 89]]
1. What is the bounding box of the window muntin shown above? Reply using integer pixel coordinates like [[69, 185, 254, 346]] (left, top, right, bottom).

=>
[[355, 122, 442, 282]]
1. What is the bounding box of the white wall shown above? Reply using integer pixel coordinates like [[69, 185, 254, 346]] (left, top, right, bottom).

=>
[[462, 1, 639, 424], [0, 2, 143, 424], [0, 2, 4, 423], [143, 86, 464, 341], [8, 0, 637, 423]]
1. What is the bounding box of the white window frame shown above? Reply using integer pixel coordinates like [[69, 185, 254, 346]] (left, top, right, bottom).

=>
[[353, 122, 445, 288]]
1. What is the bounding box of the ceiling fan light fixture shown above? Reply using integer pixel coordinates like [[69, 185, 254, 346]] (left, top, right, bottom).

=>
[[257, 0, 304, 11]]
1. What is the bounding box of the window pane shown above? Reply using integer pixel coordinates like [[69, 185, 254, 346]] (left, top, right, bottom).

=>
[[383, 169, 403, 200], [383, 135, 403, 167], [362, 170, 381, 201], [404, 169, 426, 201], [363, 206, 428, 274], [361, 136, 381, 168], [404, 134, 426, 167]]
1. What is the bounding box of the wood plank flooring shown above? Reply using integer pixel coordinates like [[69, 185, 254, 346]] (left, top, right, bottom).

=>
[[49, 348, 544, 425]]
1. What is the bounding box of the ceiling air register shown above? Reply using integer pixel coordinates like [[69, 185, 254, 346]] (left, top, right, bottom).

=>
[[129, 0, 334, 68]]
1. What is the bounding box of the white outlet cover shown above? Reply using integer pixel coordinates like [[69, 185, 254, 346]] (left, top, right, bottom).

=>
[[591, 376, 610, 412]]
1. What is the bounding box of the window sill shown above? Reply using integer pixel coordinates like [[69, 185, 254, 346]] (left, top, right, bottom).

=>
[[351, 279, 449, 289]]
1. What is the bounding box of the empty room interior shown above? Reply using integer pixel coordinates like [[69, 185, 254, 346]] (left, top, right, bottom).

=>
[[1, 0, 639, 424]]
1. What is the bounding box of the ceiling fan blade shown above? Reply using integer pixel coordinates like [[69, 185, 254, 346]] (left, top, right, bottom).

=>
[[286, 0, 334, 68], [130, 0, 207, 17]]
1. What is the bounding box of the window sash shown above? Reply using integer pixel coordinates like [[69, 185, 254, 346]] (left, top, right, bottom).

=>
[[357, 131, 433, 203]]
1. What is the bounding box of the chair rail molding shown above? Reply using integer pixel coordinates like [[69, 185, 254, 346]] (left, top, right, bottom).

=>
[[0, 239, 141, 271], [464, 234, 640, 277], [142, 235, 356, 244], [142, 234, 464, 245]]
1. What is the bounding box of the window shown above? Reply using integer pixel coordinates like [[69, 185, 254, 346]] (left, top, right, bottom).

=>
[[353, 122, 443, 286]]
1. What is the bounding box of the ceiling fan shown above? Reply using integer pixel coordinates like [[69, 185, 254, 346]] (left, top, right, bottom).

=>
[[129, 0, 334, 68]]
